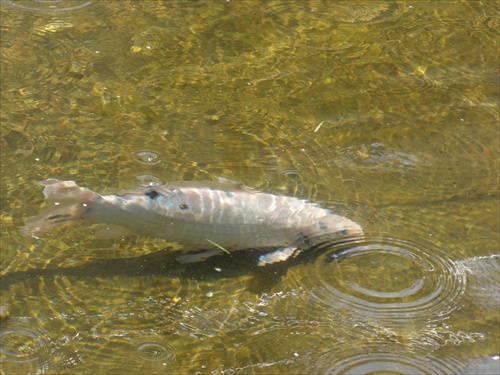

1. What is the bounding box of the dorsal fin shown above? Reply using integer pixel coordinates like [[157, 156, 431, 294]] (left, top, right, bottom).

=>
[[118, 177, 256, 196]]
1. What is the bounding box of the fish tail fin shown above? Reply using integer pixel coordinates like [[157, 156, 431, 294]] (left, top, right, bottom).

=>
[[21, 179, 99, 238]]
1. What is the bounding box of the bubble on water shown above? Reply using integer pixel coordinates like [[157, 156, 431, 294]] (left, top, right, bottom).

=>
[[135, 174, 163, 188], [133, 150, 162, 165]]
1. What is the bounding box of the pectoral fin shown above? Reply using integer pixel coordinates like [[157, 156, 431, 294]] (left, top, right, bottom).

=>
[[258, 245, 301, 266]]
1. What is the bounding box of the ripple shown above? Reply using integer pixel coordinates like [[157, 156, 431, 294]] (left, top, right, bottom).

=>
[[0, 324, 52, 366], [132, 150, 162, 165], [134, 174, 163, 188], [307, 346, 465, 375], [132, 336, 176, 363], [464, 356, 500, 375], [261, 1, 401, 55], [133, 69, 208, 111], [308, 238, 466, 323], [1, 23, 85, 106], [456, 254, 499, 310], [0, 26, 52, 89], [1, 0, 92, 12], [263, 125, 346, 199]]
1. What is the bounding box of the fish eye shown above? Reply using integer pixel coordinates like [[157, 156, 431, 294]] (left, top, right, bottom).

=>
[[145, 190, 160, 199]]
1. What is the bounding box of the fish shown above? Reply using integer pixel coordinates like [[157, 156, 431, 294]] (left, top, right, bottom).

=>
[[22, 177, 363, 266]]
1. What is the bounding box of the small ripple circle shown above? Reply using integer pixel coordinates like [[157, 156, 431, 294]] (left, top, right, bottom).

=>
[[308, 349, 465, 375], [133, 337, 176, 363], [0, 327, 51, 364], [133, 150, 162, 165], [135, 174, 163, 188], [2, 0, 92, 12], [309, 237, 466, 322]]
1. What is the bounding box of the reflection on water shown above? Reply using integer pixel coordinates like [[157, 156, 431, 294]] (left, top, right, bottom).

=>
[[457, 255, 500, 311], [1, 0, 498, 373], [463, 356, 500, 375]]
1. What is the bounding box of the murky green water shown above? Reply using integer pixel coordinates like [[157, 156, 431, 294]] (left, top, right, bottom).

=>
[[1, 1, 498, 374]]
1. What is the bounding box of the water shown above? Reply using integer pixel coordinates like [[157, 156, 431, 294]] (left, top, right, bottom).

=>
[[1, 1, 498, 374]]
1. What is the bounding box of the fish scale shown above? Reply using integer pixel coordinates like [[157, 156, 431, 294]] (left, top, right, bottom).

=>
[[22, 178, 363, 265]]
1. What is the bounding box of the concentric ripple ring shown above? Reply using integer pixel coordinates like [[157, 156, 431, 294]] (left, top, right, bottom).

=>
[[132, 336, 176, 363], [133, 150, 162, 165], [309, 237, 467, 322], [307, 347, 465, 375], [2, 0, 92, 12], [0, 326, 51, 364]]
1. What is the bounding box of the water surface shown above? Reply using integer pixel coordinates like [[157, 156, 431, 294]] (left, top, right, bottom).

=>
[[1, 1, 498, 374]]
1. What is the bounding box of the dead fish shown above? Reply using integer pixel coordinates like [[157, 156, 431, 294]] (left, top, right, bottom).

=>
[[22, 177, 363, 266]]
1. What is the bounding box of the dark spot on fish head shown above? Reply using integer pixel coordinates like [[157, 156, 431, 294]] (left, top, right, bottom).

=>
[[179, 203, 189, 210], [225, 191, 233, 198], [318, 222, 328, 230], [145, 190, 160, 199], [336, 229, 348, 237], [299, 233, 312, 246]]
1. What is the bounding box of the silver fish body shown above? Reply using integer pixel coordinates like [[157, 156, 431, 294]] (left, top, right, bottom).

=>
[[23, 178, 363, 265]]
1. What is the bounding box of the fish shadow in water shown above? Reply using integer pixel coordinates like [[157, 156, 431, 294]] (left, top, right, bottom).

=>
[[0, 243, 345, 294]]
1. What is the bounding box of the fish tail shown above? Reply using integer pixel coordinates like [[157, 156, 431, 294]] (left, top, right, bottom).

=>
[[22, 179, 99, 238]]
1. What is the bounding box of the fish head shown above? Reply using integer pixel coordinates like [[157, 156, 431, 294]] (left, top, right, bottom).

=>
[[308, 214, 364, 243]]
